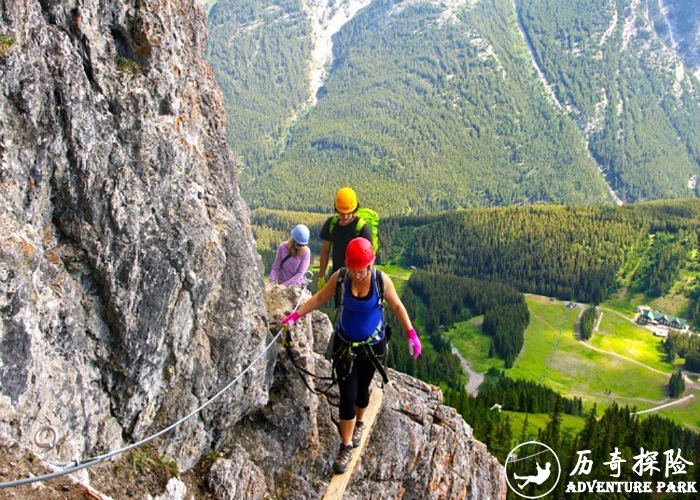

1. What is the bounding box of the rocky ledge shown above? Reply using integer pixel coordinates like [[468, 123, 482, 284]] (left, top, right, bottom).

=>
[[205, 284, 506, 499]]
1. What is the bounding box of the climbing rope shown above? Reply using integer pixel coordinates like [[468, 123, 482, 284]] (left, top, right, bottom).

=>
[[0, 292, 305, 490], [507, 449, 550, 463]]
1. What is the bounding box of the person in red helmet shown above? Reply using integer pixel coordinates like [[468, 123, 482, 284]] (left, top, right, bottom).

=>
[[283, 237, 421, 474]]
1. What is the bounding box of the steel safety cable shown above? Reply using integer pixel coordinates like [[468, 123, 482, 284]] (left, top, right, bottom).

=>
[[507, 449, 551, 463], [0, 292, 305, 490]]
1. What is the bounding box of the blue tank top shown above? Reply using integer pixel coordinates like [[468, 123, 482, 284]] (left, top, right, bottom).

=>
[[339, 271, 383, 342]]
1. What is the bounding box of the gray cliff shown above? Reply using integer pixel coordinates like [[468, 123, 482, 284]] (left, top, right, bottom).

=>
[[0, 1, 506, 498], [0, 0, 268, 470]]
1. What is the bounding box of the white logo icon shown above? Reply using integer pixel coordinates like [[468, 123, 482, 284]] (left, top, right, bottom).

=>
[[505, 441, 561, 499]]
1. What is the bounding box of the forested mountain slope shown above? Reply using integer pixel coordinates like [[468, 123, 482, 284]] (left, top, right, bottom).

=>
[[385, 200, 700, 313], [206, 0, 699, 214], [205, 0, 313, 171], [515, 0, 700, 203]]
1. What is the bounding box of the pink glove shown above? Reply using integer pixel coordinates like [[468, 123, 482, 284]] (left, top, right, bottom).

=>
[[282, 311, 301, 325], [407, 328, 421, 359]]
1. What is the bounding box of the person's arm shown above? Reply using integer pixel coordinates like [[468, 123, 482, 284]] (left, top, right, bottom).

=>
[[268, 244, 284, 283], [280, 248, 311, 285], [358, 222, 372, 243], [382, 272, 422, 359], [382, 273, 414, 332], [284, 271, 339, 323], [318, 241, 331, 280]]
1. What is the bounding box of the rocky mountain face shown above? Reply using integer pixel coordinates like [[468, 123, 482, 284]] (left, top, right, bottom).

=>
[[0, 1, 505, 497], [0, 0, 268, 471], [656, 0, 700, 78]]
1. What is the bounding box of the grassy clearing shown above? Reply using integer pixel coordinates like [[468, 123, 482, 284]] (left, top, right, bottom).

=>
[[507, 297, 669, 412], [448, 294, 700, 429], [444, 317, 504, 373], [376, 264, 412, 296], [654, 388, 700, 431], [604, 291, 643, 316], [592, 308, 672, 373]]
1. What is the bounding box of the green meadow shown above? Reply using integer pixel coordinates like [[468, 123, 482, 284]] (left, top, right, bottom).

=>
[[591, 308, 677, 372], [450, 294, 700, 430], [444, 317, 504, 373], [654, 390, 700, 430], [510, 296, 670, 411], [376, 264, 412, 296]]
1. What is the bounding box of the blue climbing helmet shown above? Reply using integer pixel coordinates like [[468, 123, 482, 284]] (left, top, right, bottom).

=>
[[291, 224, 310, 245]]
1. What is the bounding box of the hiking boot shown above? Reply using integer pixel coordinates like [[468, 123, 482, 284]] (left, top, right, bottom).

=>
[[352, 420, 365, 448], [333, 443, 354, 474]]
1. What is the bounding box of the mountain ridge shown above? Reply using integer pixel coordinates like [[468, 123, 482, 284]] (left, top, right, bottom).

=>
[[206, 0, 699, 215]]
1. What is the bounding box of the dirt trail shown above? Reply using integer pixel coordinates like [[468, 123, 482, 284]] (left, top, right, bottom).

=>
[[451, 346, 484, 396], [632, 394, 694, 415], [578, 341, 671, 376]]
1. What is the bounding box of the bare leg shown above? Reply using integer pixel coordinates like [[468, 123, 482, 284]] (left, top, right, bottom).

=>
[[339, 417, 356, 445]]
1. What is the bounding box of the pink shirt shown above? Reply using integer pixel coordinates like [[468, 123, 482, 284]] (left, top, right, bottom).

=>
[[268, 242, 311, 285]]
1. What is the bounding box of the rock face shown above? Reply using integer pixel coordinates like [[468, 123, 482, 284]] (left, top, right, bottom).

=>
[[223, 284, 506, 499], [0, 0, 269, 470], [657, 0, 700, 76]]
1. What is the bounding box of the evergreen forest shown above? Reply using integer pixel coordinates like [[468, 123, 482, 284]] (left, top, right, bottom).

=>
[[206, 0, 700, 215], [395, 202, 700, 305], [516, 0, 700, 202], [379, 201, 700, 498]]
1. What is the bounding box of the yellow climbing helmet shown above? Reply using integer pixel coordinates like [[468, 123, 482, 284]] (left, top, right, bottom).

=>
[[334, 187, 358, 214]]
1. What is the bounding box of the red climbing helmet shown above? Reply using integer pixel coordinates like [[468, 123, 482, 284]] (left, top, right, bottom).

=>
[[345, 237, 375, 269]]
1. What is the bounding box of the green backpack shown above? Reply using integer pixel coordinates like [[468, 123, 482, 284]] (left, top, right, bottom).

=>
[[330, 207, 380, 254]]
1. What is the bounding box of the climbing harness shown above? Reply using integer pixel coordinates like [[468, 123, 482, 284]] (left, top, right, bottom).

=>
[[333, 267, 390, 384], [0, 293, 305, 490], [284, 267, 391, 395], [282, 325, 338, 396], [330, 329, 390, 385], [283, 328, 391, 396]]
